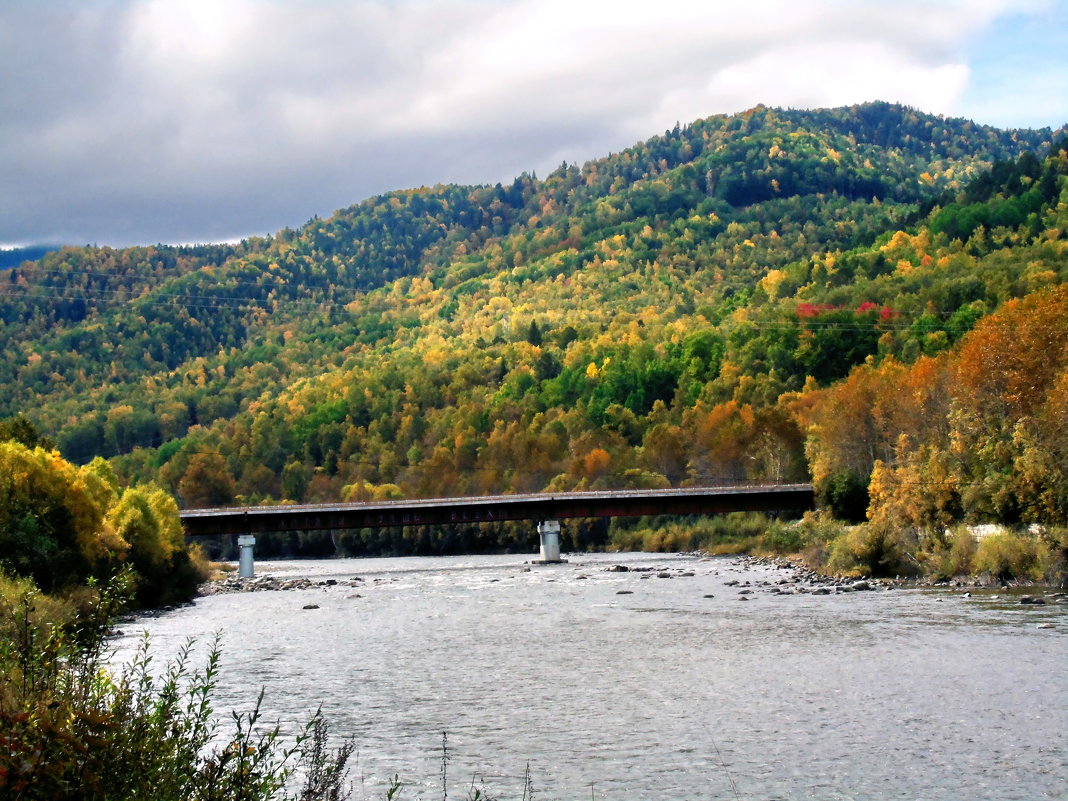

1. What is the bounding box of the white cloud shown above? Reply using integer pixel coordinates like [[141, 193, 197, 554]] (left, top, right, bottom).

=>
[[698, 42, 970, 116], [0, 0, 1060, 246]]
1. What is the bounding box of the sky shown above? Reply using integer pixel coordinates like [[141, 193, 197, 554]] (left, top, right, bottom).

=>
[[1, 0, 1066, 248]]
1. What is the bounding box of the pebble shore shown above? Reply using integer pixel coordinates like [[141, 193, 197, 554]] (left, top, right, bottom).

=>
[[196, 553, 1066, 610]]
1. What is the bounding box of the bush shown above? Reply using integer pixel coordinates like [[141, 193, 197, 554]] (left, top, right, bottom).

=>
[[824, 522, 917, 577], [973, 531, 1049, 583], [0, 571, 354, 801], [786, 511, 847, 570], [757, 521, 806, 554], [944, 527, 978, 576], [0, 572, 81, 640], [1038, 527, 1068, 587]]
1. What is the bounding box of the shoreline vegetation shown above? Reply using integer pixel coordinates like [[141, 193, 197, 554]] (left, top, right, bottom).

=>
[[610, 510, 1067, 589], [201, 508, 1067, 593], [0, 569, 357, 801]]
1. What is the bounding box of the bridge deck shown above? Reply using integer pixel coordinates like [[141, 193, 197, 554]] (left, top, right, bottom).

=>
[[180, 484, 814, 537]]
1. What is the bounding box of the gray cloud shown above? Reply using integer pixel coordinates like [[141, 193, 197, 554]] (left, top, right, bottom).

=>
[[0, 0, 1060, 247]]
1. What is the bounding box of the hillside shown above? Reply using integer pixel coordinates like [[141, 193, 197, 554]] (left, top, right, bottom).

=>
[[2, 102, 1066, 550]]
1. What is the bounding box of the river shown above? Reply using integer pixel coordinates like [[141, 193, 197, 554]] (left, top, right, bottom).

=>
[[112, 553, 1066, 800]]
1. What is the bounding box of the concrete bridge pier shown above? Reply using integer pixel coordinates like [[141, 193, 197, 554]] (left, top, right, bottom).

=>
[[533, 519, 567, 564], [238, 534, 256, 578]]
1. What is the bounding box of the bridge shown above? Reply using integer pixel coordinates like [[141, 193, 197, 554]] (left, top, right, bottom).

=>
[[180, 483, 814, 575]]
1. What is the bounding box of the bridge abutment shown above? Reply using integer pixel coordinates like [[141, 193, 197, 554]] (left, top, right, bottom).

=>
[[532, 519, 566, 564]]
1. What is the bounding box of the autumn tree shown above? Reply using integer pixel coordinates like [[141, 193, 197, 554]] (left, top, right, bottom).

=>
[[177, 452, 237, 508], [951, 285, 1068, 523], [0, 443, 115, 590]]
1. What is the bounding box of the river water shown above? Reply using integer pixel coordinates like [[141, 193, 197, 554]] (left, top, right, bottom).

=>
[[112, 553, 1066, 800]]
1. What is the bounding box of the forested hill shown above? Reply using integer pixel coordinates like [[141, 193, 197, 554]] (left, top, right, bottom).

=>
[[2, 102, 1066, 530]]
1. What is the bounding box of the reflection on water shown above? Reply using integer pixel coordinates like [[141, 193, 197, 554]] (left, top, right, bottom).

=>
[[112, 553, 1067, 800]]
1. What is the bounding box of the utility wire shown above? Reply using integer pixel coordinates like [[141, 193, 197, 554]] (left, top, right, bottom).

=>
[[0, 282, 994, 331]]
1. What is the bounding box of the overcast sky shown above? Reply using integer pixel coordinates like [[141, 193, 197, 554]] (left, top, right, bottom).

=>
[[2, 0, 1066, 248]]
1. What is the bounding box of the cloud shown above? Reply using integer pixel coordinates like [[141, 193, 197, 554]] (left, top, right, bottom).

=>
[[0, 0, 1060, 246]]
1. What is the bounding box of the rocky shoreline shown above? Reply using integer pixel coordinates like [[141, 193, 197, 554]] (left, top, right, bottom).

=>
[[196, 553, 1066, 608], [200, 573, 368, 595], [718, 554, 1067, 604]]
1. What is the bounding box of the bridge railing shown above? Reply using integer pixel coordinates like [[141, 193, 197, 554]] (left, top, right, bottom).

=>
[[180, 482, 815, 517]]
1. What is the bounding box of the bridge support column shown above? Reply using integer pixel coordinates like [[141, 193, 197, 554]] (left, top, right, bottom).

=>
[[533, 520, 566, 564], [238, 534, 256, 578]]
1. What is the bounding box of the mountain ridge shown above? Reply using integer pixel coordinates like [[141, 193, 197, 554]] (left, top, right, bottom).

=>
[[2, 102, 1066, 540]]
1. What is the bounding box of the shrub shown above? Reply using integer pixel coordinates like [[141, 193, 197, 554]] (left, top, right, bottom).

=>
[[0, 572, 353, 801], [758, 521, 805, 554], [790, 511, 847, 570], [824, 522, 917, 577], [973, 531, 1049, 583], [1038, 527, 1068, 587], [607, 512, 773, 553], [941, 526, 977, 578], [0, 572, 80, 642]]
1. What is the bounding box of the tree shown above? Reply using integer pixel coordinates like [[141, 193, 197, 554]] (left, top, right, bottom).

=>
[[177, 452, 236, 508], [0, 415, 55, 451], [281, 461, 310, 503], [526, 319, 543, 346], [0, 442, 122, 591], [951, 286, 1068, 522]]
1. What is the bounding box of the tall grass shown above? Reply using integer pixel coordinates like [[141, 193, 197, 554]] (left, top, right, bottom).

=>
[[609, 512, 772, 553]]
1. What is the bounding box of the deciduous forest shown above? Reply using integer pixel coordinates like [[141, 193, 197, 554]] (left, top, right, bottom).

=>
[[2, 101, 1067, 571]]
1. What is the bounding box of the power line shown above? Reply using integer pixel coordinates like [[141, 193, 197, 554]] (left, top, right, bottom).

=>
[[0, 282, 1000, 332], [9, 264, 324, 293], [0, 283, 354, 314]]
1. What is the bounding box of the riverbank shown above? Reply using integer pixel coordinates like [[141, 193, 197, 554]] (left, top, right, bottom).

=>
[[194, 551, 1067, 614], [612, 511, 1068, 588]]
